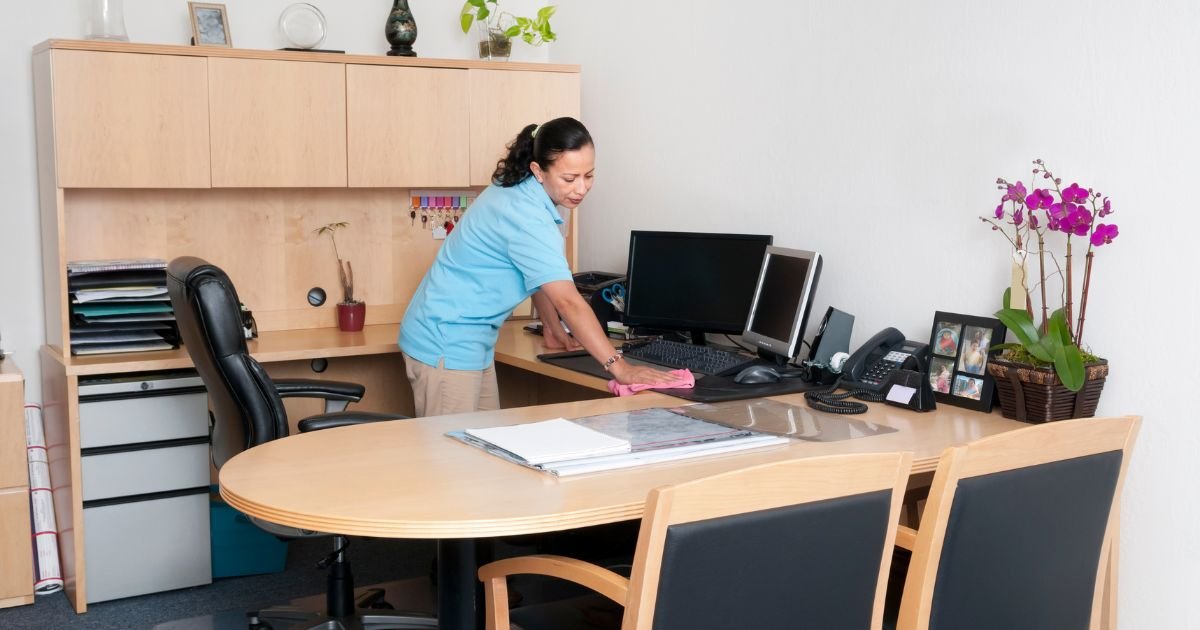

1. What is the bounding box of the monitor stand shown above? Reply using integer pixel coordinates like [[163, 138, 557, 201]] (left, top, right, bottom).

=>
[[757, 347, 792, 367], [686, 330, 707, 346]]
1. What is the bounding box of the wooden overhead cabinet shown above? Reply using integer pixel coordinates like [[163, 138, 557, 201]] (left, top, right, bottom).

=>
[[208, 58, 347, 187], [468, 69, 581, 186], [46, 50, 211, 188], [347, 65, 471, 188]]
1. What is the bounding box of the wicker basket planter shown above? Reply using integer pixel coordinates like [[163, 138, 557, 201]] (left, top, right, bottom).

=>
[[987, 357, 1109, 423]]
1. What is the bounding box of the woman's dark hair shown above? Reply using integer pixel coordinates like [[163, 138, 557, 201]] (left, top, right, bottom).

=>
[[492, 117, 593, 187]]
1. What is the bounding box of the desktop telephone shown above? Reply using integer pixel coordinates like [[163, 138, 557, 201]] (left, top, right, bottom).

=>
[[805, 328, 931, 414], [841, 328, 930, 394]]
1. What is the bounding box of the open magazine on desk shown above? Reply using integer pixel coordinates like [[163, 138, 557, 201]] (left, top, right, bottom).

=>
[[448, 407, 788, 477]]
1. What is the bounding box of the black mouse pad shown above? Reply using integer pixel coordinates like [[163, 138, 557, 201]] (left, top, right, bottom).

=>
[[536, 351, 826, 402]]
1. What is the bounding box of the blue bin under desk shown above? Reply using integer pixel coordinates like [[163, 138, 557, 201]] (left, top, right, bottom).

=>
[[210, 487, 288, 578]]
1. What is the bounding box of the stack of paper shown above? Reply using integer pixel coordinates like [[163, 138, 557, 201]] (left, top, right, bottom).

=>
[[465, 418, 631, 465], [67, 259, 180, 356], [451, 408, 789, 477]]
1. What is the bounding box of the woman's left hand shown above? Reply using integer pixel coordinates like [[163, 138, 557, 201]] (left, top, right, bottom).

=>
[[542, 323, 581, 351]]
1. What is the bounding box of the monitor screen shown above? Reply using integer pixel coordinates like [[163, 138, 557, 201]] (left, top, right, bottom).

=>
[[741, 246, 823, 361], [622, 231, 773, 339]]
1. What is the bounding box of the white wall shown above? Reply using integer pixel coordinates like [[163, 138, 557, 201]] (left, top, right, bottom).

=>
[[552, 1, 1199, 626], [0, 0, 550, 398]]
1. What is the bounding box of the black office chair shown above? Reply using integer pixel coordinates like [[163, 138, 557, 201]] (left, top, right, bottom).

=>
[[166, 256, 436, 630], [479, 452, 914, 630]]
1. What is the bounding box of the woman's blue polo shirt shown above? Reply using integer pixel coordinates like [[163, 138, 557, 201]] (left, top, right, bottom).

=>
[[399, 176, 572, 370]]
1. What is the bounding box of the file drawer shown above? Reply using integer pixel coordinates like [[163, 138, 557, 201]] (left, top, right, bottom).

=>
[[84, 489, 211, 603], [79, 374, 207, 449], [81, 440, 210, 502]]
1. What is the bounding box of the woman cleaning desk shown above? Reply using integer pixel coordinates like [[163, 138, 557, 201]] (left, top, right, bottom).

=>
[[400, 117, 671, 416]]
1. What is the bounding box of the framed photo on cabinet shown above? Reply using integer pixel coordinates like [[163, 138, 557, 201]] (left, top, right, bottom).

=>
[[189, 2, 233, 47]]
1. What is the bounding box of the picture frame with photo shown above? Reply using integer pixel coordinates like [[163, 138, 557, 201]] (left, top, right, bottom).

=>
[[926, 311, 1006, 412], [189, 2, 232, 47]]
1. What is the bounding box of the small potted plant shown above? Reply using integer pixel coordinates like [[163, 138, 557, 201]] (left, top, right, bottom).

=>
[[980, 160, 1120, 422], [459, 0, 556, 60], [315, 221, 366, 332]]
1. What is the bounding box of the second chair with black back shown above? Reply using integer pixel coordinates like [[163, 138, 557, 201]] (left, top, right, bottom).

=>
[[889, 415, 1140, 630], [166, 256, 436, 629], [479, 451, 914, 630]]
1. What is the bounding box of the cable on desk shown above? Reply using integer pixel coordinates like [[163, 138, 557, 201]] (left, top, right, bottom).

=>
[[804, 380, 883, 415]]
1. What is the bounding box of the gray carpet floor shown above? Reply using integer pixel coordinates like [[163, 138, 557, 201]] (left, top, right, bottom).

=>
[[0, 537, 437, 630]]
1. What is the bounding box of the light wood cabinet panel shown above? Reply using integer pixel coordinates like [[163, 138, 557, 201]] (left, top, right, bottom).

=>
[[208, 58, 347, 187], [0, 363, 32, 609], [0, 366, 25, 489], [0, 491, 34, 607], [51, 50, 210, 188], [468, 70, 581, 186], [347, 65, 470, 187]]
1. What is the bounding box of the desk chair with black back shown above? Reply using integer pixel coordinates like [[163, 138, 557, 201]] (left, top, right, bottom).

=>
[[888, 416, 1140, 630], [479, 452, 914, 630], [166, 257, 436, 630]]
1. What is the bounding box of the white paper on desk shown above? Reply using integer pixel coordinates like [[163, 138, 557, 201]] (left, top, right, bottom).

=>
[[465, 418, 631, 465]]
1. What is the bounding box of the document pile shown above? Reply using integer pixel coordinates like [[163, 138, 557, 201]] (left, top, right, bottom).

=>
[[67, 259, 180, 355], [451, 407, 788, 476]]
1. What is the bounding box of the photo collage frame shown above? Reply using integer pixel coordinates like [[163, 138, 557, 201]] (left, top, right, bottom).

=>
[[927, 311, 1006, 412]]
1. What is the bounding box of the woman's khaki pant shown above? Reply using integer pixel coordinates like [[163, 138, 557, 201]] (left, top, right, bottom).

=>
[[403, 353, 499, 417]]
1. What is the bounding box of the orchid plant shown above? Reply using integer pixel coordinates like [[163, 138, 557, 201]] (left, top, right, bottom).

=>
[[980, 159, 1119, 391]]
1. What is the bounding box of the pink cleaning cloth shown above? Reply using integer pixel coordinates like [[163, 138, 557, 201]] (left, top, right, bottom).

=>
[[607, 369, 695, 397]]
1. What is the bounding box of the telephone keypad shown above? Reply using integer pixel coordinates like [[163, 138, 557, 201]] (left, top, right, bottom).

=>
[[861, 351, 913, 385]]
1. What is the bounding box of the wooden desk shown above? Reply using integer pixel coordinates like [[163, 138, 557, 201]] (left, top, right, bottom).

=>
[[219, 389, 1027, 629]]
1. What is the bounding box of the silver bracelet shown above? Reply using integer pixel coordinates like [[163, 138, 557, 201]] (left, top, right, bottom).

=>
[[601, 353, 623, 372]]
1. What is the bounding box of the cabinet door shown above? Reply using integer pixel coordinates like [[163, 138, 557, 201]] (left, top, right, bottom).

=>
[[468, 70, 581, 186], [209, 58, 347, 187], [0, 490, 33, 602], [51, 50, 210, 188], [347, 65, 469, 188]]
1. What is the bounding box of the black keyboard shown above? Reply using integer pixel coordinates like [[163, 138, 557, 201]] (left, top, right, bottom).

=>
[[621, 339, 758, 377]]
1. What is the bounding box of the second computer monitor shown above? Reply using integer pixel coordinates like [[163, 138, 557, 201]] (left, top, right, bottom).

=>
[[623, 231, 773, 343], [741, 246, 823, 363]]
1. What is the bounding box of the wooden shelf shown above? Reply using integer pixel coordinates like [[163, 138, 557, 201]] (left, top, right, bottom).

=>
[[34, 39, 580, 74]]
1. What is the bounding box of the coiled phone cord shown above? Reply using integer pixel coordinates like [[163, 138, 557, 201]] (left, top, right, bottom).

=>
[[804, 379, 884, 415]]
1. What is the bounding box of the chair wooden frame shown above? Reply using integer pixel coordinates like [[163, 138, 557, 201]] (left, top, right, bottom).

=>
[[893, 415, 1141, 630], [479, 452, 914, 630]]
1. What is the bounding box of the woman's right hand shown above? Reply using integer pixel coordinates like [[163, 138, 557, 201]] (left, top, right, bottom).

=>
[[609, 360, 678, 386]]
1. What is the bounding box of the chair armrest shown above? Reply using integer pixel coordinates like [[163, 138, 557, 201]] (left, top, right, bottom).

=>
[[298, 411, 409, 433], [479, 554, 629, 604], [273, 379, 365, 402], [895, 525, 917, 551]]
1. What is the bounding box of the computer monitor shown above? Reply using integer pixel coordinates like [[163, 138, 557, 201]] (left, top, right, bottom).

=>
[[741, 246, 823, 364], [622, 231, 773, 344]]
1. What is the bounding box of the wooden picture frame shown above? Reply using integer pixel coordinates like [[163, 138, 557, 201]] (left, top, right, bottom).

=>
[[189, 2, 232, 47], [927, 311, 1006, 412]]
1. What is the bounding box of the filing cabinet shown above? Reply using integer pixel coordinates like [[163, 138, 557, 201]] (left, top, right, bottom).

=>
[[78, 371, 212, 603]]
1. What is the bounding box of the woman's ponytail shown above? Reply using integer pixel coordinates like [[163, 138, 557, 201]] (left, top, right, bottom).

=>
[[492, 123, 539, 187], [492, 117, 593, 187]]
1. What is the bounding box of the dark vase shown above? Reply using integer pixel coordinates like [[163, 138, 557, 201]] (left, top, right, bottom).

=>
[[986, 357, 1109, 423], [336, 302, 366, 332], [385, 0, 417, 57]]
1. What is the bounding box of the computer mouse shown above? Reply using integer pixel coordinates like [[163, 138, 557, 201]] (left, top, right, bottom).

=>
[[734, 365, 783, 384]]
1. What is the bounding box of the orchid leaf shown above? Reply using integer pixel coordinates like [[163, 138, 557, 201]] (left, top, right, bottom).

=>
[[1002, 287, 1011, 309], [994, 308, 1053, 363], [1046, 309, 1085, 391]]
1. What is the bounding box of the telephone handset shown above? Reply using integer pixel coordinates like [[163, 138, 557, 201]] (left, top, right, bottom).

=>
[[842, 328, 929, 394]]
